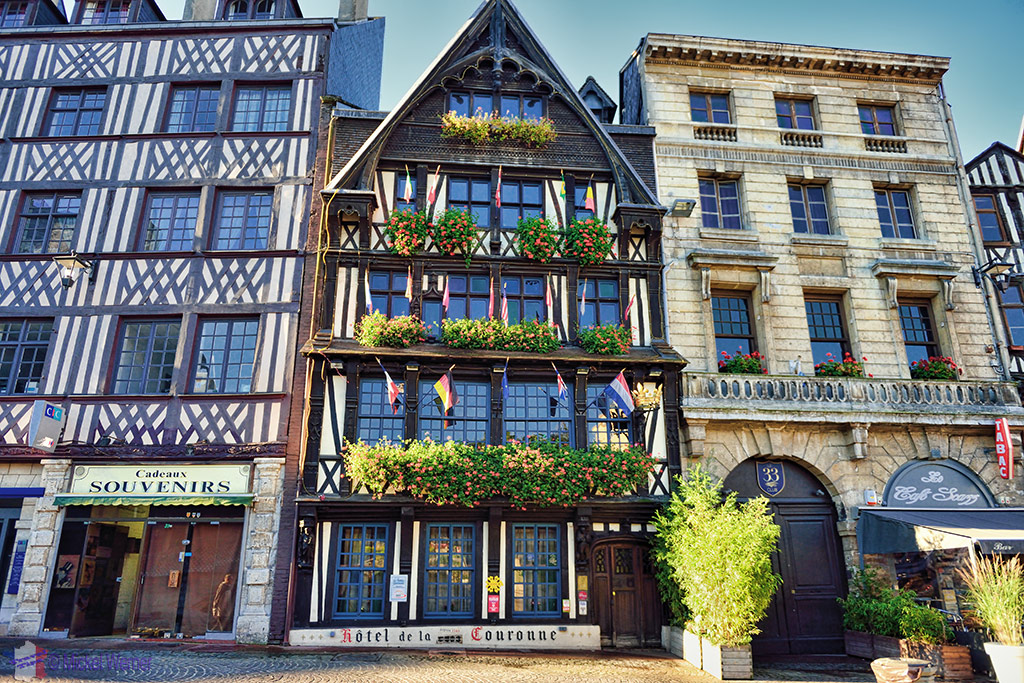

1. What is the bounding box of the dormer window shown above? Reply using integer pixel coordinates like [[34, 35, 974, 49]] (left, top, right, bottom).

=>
[[80, 0, 129, 24], [0, 1, 29, 27], [223, 0, 273, 19], [499, 94, 543, 120], [448, 92, 492, 117], [447, 91, 544, 119]]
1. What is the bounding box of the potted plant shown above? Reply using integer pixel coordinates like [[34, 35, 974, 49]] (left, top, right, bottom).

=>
[[354, 312, 427, 349], [382, 208, 431, 257], [653, 466, 781, 679], [578, 324, 631, 355], [910, 356, 962, 381], [815, 353, 871, 378], [961, 555, 1024, 683], [718, 350, 766, 374]]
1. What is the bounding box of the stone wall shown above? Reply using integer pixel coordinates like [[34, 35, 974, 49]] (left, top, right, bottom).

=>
[[235, 456, 286, 644], [0, 463, 44, 636]]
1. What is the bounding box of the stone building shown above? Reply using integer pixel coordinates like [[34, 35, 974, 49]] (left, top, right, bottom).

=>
[[0, 0, 383, 642], [289, 0, 685, 650], [621, 34, 1024, 655]]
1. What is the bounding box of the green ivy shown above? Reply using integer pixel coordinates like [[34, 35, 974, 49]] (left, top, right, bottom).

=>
[[578, 324, 631, 355], [342, 438, 652, 508], [442, 317, 560, 353], [355, 312, 426, 349]]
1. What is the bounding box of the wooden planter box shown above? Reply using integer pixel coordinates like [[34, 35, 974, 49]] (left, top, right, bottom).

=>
[[701, 637, 753, 680], [663, 626, 685, 659], [683, 628, 702, 669], [845, 631, 973, 681]]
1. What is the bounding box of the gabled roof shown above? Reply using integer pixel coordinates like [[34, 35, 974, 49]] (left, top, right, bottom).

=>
[[325, 0, 660, 209], [965, 141, 1024, 172], [579, 76, 615, 111]]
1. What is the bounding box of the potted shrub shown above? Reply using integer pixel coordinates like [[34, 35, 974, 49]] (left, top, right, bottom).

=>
[[653, 466, 781, 679], [910, 356, 962, 381], [718, 350, 766, 374], [961, 555, 1024, 683]]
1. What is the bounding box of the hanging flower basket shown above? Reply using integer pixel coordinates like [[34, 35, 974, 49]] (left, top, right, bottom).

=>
[[432, 207, 480, 265], [383, 209, 431, 257], [514, 216, 560, 262], [563, 217, 613, 267]]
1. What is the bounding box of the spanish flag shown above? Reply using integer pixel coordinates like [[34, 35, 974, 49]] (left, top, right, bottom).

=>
[[433, 366, 459, 427]]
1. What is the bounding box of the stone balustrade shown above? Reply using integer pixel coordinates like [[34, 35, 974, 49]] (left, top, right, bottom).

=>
[[693, 124, 738, 142], [864, 136, 908, 153], [780, 130, 823, 148]]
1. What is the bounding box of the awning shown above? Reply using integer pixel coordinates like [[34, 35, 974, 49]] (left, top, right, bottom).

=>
[[52, 494, 253, 507], [859, 508, 1024, 555]]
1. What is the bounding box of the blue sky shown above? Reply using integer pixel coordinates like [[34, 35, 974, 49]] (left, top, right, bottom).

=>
[[145, 0, 1022, 160]]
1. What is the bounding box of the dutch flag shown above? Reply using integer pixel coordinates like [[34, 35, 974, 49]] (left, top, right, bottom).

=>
[[603, 371, 634, 416]]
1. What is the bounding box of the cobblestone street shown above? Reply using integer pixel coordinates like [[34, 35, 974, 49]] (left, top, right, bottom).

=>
[[0, 640, 876, 683]]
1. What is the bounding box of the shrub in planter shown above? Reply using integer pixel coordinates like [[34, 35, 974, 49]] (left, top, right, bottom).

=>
[[383, 208, 431, 257], [815, 353, 869, 378], [514, 216, 560, 262], [432, 207, 480, 264], [578, 324, 631, 355], [910, 356, 962, 381], [355, 312, 427, 348], [718, 350, 766, 374], [441, 317, 560, 353], [563, 217, 613, 267]]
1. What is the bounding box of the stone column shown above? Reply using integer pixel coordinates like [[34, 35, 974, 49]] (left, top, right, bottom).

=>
[[234, 457, 285, 644], [8, 458, 71, 637]]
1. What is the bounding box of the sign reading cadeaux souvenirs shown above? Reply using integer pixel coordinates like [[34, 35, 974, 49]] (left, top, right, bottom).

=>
[[291, 625, 601, 649], [65, 464, 252, 498], [883, 460, 995, 509]]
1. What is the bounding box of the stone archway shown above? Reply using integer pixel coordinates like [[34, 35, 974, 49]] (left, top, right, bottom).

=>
[[723, 457, 848, 656]]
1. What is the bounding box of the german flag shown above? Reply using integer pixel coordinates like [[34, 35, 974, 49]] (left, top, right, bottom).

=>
[[433, 366, 459, 427]]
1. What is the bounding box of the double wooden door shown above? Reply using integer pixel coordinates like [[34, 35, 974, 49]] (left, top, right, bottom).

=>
[[592, 542, 661, 647]]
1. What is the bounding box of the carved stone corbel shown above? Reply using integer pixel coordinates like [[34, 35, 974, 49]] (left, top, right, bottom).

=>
[[848, 423, 869, 461], [884, 277, 898, 308], [759, 268, 771, 303], [940, 278, 955, 311], [700, 267, 711, 300]]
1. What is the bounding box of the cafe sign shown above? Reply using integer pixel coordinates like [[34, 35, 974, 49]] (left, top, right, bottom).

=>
[[882, 460, 995, 509], [54, 464, 253, 506]]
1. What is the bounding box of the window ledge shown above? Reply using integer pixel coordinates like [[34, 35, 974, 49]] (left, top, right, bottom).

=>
[[790, 233, 848, 247], [880, 237, 937, 251], [699, 227, 758, 242]]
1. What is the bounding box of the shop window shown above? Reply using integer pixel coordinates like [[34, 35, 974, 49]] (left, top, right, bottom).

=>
[[898, 301, 939, 367], [211, 191, 272, 250], [503, 383, 571, 447], [586, 384, 631, 447], [699, 178, 741, 230], [501, 275, 545, 324], [0, 318, 52, 395], [511, 524, 561, 615], [423, 524, 475, 617], [972, 195, 1007, 243], [418, 380, 489, 445], [112, 319, 180, 394], [422, 274, 489, 338], [230, 84, 290, 132], [447, 177, 491, 227], [394, 174, 416, 213], [142, 192, 200, 251], [45, 88, 106, 136], [368, 270, 410, 318], [578, 278, 619, 328], [165, 85, 219, 133], [191, 317, 259, 394], [499, 180, 543, 231], [804, 297, 850, 366], [788, 184, 831, 235], [690, 92, 730, 124], [357, 377, 406, 443], [447, 91, 493, 117], [334, 524, 388, 618], [15, 192, 80, 254], [875, 188, 916, 239], [999, 286, 1024, 346], [712, 293, 756, 359], [775, 98, 815, 130]]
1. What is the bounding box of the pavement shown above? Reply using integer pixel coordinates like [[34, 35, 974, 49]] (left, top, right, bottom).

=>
[[0, 639, 880, 683]]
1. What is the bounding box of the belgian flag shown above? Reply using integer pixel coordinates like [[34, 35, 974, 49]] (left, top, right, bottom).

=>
[[433, 366, 459, 428]]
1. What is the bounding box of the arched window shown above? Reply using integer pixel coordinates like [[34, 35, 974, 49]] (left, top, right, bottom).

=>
[[254, 0, 274, 19], [223, 0, 247, 20]]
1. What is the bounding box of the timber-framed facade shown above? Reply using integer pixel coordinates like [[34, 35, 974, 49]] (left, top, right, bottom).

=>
[[291, 0, 685, 649]]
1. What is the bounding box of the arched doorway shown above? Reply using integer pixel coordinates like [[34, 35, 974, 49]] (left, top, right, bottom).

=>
[[590, 539, 661, 648], [723, 459, 847, 655]]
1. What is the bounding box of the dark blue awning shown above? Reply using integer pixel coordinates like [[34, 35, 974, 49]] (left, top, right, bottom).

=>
[[859, 508, 1024, 555]]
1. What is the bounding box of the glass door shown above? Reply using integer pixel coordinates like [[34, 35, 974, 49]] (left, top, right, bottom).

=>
[[132, 522, 188, 637], [180, 522, 243, 636]]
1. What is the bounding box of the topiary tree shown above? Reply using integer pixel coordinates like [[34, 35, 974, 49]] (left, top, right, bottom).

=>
[[654, 465, 782, 647]]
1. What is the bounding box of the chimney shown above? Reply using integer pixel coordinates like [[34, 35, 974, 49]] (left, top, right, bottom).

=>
[[183, 0, 217, 21], [338, 0, 367, 22]]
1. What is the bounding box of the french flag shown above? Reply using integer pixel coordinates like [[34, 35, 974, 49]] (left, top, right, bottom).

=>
[[552, 362, 568, 402], [378, 359, 402, 414], [603, 371, 634, 416]]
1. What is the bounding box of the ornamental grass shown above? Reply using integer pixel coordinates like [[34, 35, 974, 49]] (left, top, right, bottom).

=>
[[355, 311, 427, 349], [383, 208, 431, 257], [910, 356, 962, 381], [563, 217, 613, 267], [432, 207, 480, 265], [342, 438, 653, 508], [442, 317, 560, 353], [960, 555, 1024, 646], [578, 324, 631, 355], [514, 216, 560, 262]]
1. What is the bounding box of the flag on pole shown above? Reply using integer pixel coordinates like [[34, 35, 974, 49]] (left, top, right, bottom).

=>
[[559, 170, 566, 201], [500, 283, 509, 326], [584, 181, 596, 212], [365, 273, 374, 315], [433, 366, 459, 427], [427, 165, 441, 205], [579, 279, 587, 318], [501, 358, 509, 404], [442, 277, 450, 312], [552, 362, 569, 402], [488, 276, 495, 318], [403, 166, 413, 204], [603, 370, 634, 416], [623, 293, 636, 323], [545, 274, 553, 308], [377, 358, 403, 415], [495, 165, 502, 208], [405, 265, 413, 300]]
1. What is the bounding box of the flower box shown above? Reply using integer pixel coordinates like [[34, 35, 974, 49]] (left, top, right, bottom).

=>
[[844, 630, 874, 659], [682, 628, 702, 669], [845, 631, 973, 681], [701, 637, 752, 680]]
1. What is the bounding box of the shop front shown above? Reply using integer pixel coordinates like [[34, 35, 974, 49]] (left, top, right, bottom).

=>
[[41, 464, 253, 639]]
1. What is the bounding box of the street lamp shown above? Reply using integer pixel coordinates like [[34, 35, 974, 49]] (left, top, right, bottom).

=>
[[667, 198, 697, 217], [51, 252, 95, 290]]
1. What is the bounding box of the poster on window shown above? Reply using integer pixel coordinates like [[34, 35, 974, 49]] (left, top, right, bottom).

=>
[[55, 554, 79, 589]]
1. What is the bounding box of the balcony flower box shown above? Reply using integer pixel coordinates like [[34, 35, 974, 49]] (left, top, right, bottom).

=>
[[442, 318, 560, 353], [578, 324, 630, 355], [440, 111, 557, 148], [718, 351, 766, 374], [910, 356, 962, 381]]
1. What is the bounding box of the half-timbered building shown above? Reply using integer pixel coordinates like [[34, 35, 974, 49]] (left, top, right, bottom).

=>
[[291, 0, 685, 649], [0, 0, 383, 642]]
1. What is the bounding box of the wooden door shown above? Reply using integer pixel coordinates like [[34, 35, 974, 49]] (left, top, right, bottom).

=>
[[592, 542, 661, 648]]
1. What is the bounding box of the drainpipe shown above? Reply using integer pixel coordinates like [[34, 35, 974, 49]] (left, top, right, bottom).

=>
[[937, 81, 1012, 382]]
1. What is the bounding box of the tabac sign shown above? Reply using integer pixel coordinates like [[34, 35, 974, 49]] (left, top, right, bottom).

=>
[[56, 464, 253, 506], [995, 418, 1014, 480]]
